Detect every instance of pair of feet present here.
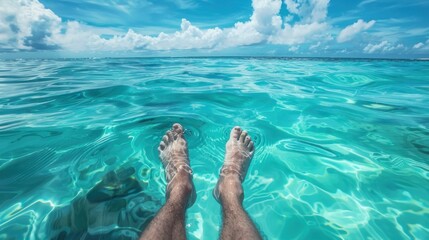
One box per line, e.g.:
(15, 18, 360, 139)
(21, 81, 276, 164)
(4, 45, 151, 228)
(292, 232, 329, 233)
(158, 123, 255, 207)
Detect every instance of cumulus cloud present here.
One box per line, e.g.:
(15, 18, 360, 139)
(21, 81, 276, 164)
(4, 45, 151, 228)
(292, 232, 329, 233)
(269, 0, 331, 45)
(289, 45, 299, 52)
(145, 19, 224, 50)
(49, 19, 226, 51)
(284, 0, 330, 23)
(412, 39, 429, 50)
(337, 19, 375, 43)
(220, 0, 332, 47)
(0, 0, 61, 51)
(249, 0, 283, 34)
(363, 41, 404, 53)
(0, 0, 336, 52)
(413, 42, 424, 49)
(363, 41, 386, 53)
(385, 43, 404, 52)
(269, 22, 329, 44)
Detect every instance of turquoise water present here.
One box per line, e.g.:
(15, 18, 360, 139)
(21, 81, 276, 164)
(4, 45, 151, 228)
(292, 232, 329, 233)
(0, 57, 428, 240)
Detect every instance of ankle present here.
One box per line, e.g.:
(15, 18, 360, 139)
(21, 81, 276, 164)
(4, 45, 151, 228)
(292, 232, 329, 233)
(166, 171, 193, 203)
(218, 174, 244, 204)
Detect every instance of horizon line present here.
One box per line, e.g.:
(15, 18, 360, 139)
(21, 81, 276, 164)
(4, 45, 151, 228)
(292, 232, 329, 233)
(1, 56, 428, 61)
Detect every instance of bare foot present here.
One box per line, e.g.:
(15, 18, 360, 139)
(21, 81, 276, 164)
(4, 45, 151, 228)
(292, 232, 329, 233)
(213, 126, 255, 203)
(158, 123, 196, 207)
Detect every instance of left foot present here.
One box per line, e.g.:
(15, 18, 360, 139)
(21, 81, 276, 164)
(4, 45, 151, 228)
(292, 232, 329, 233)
(158, 123, 196, 207)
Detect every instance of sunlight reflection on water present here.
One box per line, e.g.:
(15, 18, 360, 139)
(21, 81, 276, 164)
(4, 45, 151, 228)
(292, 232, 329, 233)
(0, 58, 428, 239)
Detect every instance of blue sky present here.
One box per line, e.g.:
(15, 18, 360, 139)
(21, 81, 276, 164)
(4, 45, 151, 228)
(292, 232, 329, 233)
(0, 0, 428, 58)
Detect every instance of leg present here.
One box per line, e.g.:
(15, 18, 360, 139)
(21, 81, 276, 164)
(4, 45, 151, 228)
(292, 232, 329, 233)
(214, 126, 262, 240)
(140, 123, 196, 240)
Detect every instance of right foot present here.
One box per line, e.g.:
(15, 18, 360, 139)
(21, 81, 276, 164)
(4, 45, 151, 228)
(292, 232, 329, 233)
(214, 126, 255, 203)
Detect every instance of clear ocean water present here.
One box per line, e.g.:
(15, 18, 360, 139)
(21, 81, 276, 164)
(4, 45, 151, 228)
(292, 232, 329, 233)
(0, 57, 428, 240)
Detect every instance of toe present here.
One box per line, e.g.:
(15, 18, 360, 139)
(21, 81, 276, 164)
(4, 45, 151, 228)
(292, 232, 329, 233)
(248, 141, 254, 152)
(230, 126, 242, 140)
(172, 123, 184, 139)
(239, 131, 248, 143)
(159, 141, 166, 151)
(162, 135, 169, 145)
(166, 130, 174, 142)
(244, 136, 251, 146)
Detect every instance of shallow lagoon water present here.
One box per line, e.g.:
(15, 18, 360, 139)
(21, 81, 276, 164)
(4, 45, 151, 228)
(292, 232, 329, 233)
(0, 57, 428, 239)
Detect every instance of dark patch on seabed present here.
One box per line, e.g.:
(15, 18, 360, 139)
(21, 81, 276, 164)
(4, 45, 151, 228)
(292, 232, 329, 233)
(46, 167, 161, 240)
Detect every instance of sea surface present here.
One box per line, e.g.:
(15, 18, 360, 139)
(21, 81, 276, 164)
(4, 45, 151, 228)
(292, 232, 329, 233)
(0, 57, 428, 240)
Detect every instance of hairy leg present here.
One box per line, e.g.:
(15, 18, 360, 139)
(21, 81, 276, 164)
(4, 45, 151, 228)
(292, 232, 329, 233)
(140, 172, 192, 240)
(214, 126, 262, 240)
(140, 123, 196, 240)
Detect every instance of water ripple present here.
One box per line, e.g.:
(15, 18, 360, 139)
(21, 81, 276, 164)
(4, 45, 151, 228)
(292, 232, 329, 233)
(278, 139, 337, 158)
(1, 58, 429, 240)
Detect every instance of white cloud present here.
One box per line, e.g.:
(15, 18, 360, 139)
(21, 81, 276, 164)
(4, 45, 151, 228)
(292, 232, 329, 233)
(412, 39, 429, 50)
(413, 42, 424, 49)
(269, 0, 331, 45)
(269, 22, 329, 45)
(284, 0, 300, 14)
(214, 0, 331, 48)
(49, 22, 101, 51)
(214, 0, 281, 49)
(284, 0, 330, 23)
(384, 43, 404, 52)
(337, 19, 375, 43)
(289, 45, 299, 52)
(1, 0, 423, 56)
(309, 41, 321, 50)
(0, 0, 61, 51)
(147, 19, 224, 50)
(2, 0, 383, 54)
(364, 41, 388, 53)
(53, 19, 225, 51)
(249, 0, 283, 34)
(310, 0, 330, 23)
(363, 41, 404, 53)
(220, 22, 264, 48)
